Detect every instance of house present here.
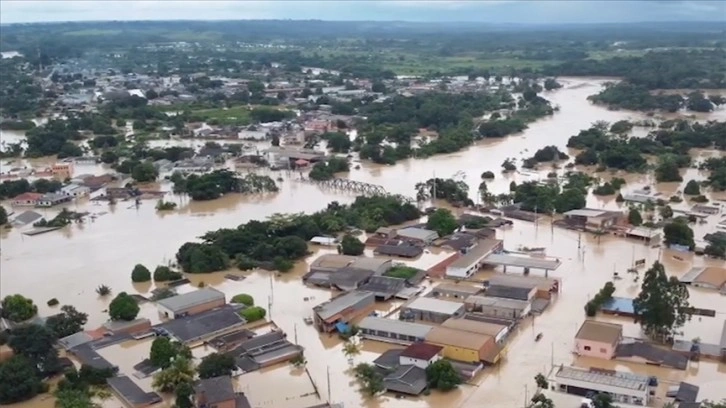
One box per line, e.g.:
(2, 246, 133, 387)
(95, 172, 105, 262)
(313, 291, 376, 332)
(358, 276, 406, 300)
(60, 183, 90, 197)
(680, 267, 726, 292)
(348, 257, 393, 275)
(547, 365, 653, 406)
(488, 275, 560, 300)
(51, 162, 74, 179)
(194, 376, 252, 408)
(229, 330, 302, 372)
(425, 326, 499, 364)
(373, 349, 404, 370)
(12, 192, 43, 207)
(574, 320, 623, 360)
(383, 365, 428, 396)
(485, 284, 536, 302)
(429, 283, 482, 299)
(615, 341, 688, 370)
(562, 208, 622, 231)
(10, 210, 43, 226)
(107, 376, 162, 408)
(396, 227, 439, 245)
(441, 317, 509, 344)
(374, 241, 423, 258)
(399, 343, 442, 369)
(157, 288, 226, 319)
(102, 318, 152, 336)
(175, 158, 214, 174)
(36, 193, 73, 207)
(308, 254, 358, 274)
(439, 232, 479, 253)
(358, 316, 433, 345)
(446, 239, 504, 279)
(156, 306, 247, 345)
(464, 296, 530, 319)
(400, 297, 464, 323)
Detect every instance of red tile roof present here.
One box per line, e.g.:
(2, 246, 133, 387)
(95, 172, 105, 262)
(13, 192, 43, 201)
(400, 343, 443, 360)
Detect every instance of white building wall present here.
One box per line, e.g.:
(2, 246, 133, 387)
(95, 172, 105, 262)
(157, 305, 176, 319)
(399, 355, 441, 369)
(553, 376, 649, 400)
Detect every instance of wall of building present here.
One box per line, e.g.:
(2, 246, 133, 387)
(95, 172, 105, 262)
(429, 343, 480, 364)
(403, 308, 454, 324)
(574, 339, 616, 359)
(400, 354, 441, 369)
(477, 304, 529, 320)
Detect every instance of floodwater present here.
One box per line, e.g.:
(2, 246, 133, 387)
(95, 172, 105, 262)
(2, 78, 726, 408)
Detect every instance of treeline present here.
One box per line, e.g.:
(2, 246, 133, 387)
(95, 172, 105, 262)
(175, 196, 420, 273)
(591, 83, 724, 112)
(0, 178, 63, 199)
(171, 170, 278, 201)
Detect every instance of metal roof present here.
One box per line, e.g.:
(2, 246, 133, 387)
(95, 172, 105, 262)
(157, 288, 225, 313)
(465, 295, 530, 311)
(396, 227, 439, 241)
(448, 239, 503, 269)
(58, 331, 93, 350)
(404, 297, 464, 315)
(563, 209, 609, 217)
(314, 291, 375, 320)
(108, 376, 162, 407)
(158, 306, 246, 343)
(485, 284, 533, 301)
(425, 326, 492, 350)
(359, 316, 433, 339)
(483, 253, 561, 270)
(575, 320, 622, 344)
(194, 376, 235, 405)
(555, 366, 649, 391)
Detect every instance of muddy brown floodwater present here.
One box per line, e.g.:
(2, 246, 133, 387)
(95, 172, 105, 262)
(1, 78, 725, 408)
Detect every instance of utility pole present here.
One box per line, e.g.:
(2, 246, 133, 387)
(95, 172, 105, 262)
(267, 296, 272, 320)
(551, 341, 554, 368)
(524, 384, 528, 408)
(294, 323, 298, 345)
(327, 365, 332, 403)
(577, 233, 581, 250)
(432, 170, 437, 203)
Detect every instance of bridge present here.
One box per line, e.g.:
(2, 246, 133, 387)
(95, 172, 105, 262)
(303, 177, 387, 196)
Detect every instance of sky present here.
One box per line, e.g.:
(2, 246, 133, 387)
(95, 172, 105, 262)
(1, 0, 725, 25)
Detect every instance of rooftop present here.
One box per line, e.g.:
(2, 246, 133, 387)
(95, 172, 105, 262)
(489, 274, 557, 291)
(107, 376, 162, 407)
(58, 331, 93, 350)
(70, 344, 116, 370)
(375, 244, 423, 258)
(448, 239, 503, 269)
(383, 365, 428, 395)
(681, 266, 726, 288)
(575, 320, 623, 345)
(358, 276, 406, 298)
(349, 257, 392, 273)
(157, 306, 246, 343)
(485, 284, 533, 301)
(465, 295, 531, 311)
(314, 291, 375, 321)
(601, 297, 636, 315)
(309, 254, 357, 270)
(615, 341, 688, 370)
(441, 317, 508, 337)
(483, 253, 561, 270)
(426, 326, 492, 350)
(554, 366, 649, 391)
(563, 208, 612, 218)
(396, 227, 439, 241)
(195, 375, 235, 405)
(431, 283, 482, 296)
(373, 349, 403, 369)
(157, 287, 225, 313)
(358, 316, 434, 339)
(404, 297, 464, 315)
(400, 343, 442, 360)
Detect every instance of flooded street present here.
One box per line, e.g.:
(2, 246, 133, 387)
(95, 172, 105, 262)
(2, 77, 725, 407)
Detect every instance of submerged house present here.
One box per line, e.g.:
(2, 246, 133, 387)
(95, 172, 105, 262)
(313, 291, 376, 333)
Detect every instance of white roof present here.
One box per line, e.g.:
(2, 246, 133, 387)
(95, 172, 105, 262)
(404, 297, 464, 315)
(359, 316, 433, 338)
(563, 209, 608, 217)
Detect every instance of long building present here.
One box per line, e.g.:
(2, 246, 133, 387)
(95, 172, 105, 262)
(548, 365, 653, 406)
(358, 316, 433, 345)
(400, 297, 465, 323)
(425, 326, 500, 364)
(446, 239, 503, 279)
(313, 291, 376, 332)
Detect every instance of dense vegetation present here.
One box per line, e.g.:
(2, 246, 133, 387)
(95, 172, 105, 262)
(176, 195, 420, 273)
(308, 157, 350, 181)
(171, 170, 278, 200)
(633, 262, 692, 342)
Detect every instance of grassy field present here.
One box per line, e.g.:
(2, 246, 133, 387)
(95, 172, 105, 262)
(194, 106, 252, 126)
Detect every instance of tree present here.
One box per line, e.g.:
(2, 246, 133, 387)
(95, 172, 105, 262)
(340, 234, 364, 256)
(45, 305, 88, 338)
(683, 180, 700, 195)
(231, 293, 254, 306)
(531, 394, 555, 408)
(100, 151, 118, 164)
(95, 285, 111, 296)
(197, 353, 236, 379)
(664, 219, 695, 249)
(426, 360, 461, 391)
(153, 266, 182, 282)
(131, 264, 151, 282)
(1, 294, 37, 322)
(0, 205, 8, 225)
(0, 356, 44, 404)
(659, 205, 673, 219)
(108, 292, 140, 321)
(174, 382, 194, 408)
(152, 357, 194, 393)
(55, 388, 100, 408)
(628, 208, 643, 226)
(342, 341, 361, 361)
(8, 324, 60, 375)
(131, 162, 158, 183)
(534, 373, 549, 389)
(655, 156, 682, 182)
(239, 306, 266, 322)
(426, 208, 458, 237)
(634, 261, 692, 341)
(150, 337, 178, 369)
(591, 393, 615, 408)
(371, 81, 386, 93)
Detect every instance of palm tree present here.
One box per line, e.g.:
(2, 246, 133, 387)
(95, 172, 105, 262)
(152, 357, 195, 393)
(95, 285, 112, 296)
(342, 341, 360, 363)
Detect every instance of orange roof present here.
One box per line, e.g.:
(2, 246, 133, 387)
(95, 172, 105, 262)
(13, 192, 43, 201)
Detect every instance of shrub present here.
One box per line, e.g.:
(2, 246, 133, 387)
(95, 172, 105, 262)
(131, 264, 151, 282)
(480, 171, 495, 179)
(47, 298, 59, 307)
(231, 294, 254, 306)
(153, 266, 183, 282)
(239, 306, 266, 322)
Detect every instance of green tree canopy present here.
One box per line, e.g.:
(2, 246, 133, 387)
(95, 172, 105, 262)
(1, 294, 37, 322)
(131, 264, 151, 282)
(240, 306, 267, 322)
(152, 357, 195, 393)
(683, 180, 701, 195)
(131, 161, 158, 183)
(340, 234, 364, 256)
(0, 356, 45, 404)
(425, 360, 461, 391)
(153, 266, 183, 282)
(0, 205, 8, 225)
(149, 337, 191, 369)
(663, 219, 695, 249)
(628, 208, 643, 226)
(197, 353, 237, 379)
(426, 208, 458, 237)
(108, 292, 140, 321)
(633, 261, 692, 341)
(8, 324, 61, 375)
(45, 305, 88, 339)
(231, 293, 254, 306)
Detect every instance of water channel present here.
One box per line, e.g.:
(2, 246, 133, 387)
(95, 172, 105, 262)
(1, 77, 725, 408)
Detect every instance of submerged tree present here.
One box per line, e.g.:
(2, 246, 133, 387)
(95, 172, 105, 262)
(633, 261, 692, 341)
(426, 360, 461, 391)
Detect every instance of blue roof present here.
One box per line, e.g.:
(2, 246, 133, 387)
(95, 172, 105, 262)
(335, 322, 350, 333)
(601, 297, 635, 315)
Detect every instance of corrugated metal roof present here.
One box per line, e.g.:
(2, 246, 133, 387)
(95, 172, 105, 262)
(426, 326, 492, 350)
(404, 297, 464, 315)
(359, 316, 433, 339)
(157, 288, 225, 313)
